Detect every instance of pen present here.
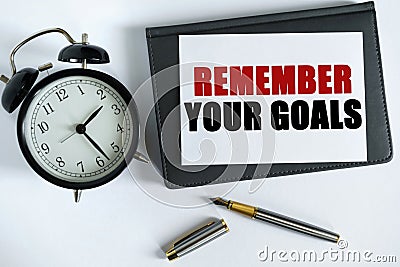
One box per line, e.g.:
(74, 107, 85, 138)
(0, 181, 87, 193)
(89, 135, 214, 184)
(210, 197, 340, 243)
(166, 218, 229, 261)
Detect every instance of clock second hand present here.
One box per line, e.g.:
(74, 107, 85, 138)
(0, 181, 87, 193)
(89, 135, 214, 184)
(59, 131, 76, 144)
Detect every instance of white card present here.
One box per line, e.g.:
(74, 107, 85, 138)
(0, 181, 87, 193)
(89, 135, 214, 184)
(179, 33, 367, 165)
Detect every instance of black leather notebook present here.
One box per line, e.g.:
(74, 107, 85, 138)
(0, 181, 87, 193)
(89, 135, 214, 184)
(145, 1, 392, 188)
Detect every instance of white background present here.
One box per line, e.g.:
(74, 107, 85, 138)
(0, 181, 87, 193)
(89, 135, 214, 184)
(0, 0, 399, 266)
(179, 33, 367, 164)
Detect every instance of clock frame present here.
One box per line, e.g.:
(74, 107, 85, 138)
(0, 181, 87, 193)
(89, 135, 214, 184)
(17, 68, 139, 190)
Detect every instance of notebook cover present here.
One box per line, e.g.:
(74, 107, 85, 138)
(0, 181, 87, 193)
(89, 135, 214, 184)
(145, 1, 393, 188)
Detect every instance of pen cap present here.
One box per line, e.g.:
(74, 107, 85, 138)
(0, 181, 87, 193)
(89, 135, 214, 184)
(166, 218, 229, 261)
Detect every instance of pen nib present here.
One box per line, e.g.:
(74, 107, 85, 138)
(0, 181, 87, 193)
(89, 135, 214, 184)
(209, 197, 229, 207)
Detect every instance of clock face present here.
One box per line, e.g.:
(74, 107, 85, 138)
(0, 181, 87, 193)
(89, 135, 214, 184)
(17, 69, 138, 189)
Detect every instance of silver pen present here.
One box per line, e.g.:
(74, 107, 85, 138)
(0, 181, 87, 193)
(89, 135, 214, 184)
(211, 197, 340, 243)
(166, 218, 229, 261)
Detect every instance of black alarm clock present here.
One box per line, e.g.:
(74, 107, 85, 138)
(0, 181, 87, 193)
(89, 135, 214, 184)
(0, 28, 148, 202)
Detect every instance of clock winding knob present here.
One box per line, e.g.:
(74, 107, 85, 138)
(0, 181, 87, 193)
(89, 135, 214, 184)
(38, 62, 53, 72)
(0, 74, 9, 84)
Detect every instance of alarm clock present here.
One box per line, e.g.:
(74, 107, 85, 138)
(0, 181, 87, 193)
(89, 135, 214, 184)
(0, 28, 148, 202)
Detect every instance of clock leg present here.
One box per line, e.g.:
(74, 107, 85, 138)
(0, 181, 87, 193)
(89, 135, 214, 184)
(134, 151, 149, 163)
(73, 189, 82, 203)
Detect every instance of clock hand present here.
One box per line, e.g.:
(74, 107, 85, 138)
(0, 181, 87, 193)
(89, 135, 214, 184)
(82, 132, 110, 160)
(83, 105, 103, 126)
(59, 106, 103, 143)
(59, 131, 76, 143)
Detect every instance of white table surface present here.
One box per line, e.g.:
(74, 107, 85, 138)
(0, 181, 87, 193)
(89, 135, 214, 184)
(0, 0, 399, 266)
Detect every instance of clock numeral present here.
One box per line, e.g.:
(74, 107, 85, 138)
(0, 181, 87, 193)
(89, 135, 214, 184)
(40, 143, 50, 154)
(42, 102, 54, 115)
(117, 123, 124, 133)
(111, 104, 121, 115)
(37, 121, 49, 134)
(55, 88, 69, 102)
(77, 85, 85, 95)
(55, 156, 65, 168)
(77, 161, 84, 172)
(96, 156, 105, 167)
(110, 142, 120, 153)
(96, 89, 106, 100)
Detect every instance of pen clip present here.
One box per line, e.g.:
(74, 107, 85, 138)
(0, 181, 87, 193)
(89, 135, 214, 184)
(166, 219, 229, 261)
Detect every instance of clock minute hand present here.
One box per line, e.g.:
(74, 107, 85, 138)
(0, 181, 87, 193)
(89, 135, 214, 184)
(83, 132, 110, 160)
(83, 105, 103, 126)
(59, 106, 103, 144)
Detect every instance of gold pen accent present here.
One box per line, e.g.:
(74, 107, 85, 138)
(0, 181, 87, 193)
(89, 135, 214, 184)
(211, 197, 340, 243)
(228, 200, 257, 218)
(166, 221, 214, 261)
(166, 249, 178, 261)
